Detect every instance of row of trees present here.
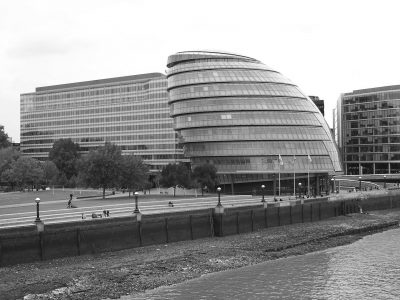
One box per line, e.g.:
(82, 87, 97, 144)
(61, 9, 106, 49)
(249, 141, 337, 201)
(0, 139, 149, 198)
(1, 135, 219, 198)
(160, 162, 218, 196)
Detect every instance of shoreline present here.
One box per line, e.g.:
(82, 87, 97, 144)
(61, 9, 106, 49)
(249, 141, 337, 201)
(1, 209, 399, 300)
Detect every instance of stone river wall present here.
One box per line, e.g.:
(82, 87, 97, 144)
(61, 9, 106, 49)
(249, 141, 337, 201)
(1, 191, 399, 267)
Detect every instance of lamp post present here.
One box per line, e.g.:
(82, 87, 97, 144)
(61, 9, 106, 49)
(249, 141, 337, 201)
(261, 184, 265, 202)
(217, 187, 221, 206)
(134, 192, 139, 213)
(34, 197, 44, 232)
(359, 176, 362, 192)
(298, 182, 302, 198)
(35, 198, 41, 222)
(215, 186, 224, 214)
(133, 191, 142, 222)
(384, 175, 387, 189)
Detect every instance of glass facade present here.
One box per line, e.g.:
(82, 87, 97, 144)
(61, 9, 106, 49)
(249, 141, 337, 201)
(337, 85, 400, 175)
(167, 51, 342, 184)
(20, 73, 186, 171)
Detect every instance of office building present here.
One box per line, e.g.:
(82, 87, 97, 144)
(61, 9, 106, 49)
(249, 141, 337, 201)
(309, 95, 325, 116)
(167, 50, 342, 194)
(335, 85, 400, 175)
(20, 73, 186, 171)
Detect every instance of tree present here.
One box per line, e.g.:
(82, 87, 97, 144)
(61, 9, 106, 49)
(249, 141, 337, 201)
(41, 160, 59, 186)
(1, 157, 44, 190)
(160, 163, 192, 197)
(0, 147, 20, 177)
(120, 154, 149, 197)
(0, 125, 11, 149)
(79, 142, 122, 199)
(49, 139, 80, 180)
(192, 163, 218, 196)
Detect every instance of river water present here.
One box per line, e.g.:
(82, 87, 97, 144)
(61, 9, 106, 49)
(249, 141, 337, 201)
(130, 227, 400, 299)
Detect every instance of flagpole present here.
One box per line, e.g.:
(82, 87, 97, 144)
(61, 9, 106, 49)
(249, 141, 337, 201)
(308, 159, 310, 197)
(278, 154, 283, 197)
(307, 155, 312, 197)
(278, 163, 281, 197)
(293, 155, 296, 197)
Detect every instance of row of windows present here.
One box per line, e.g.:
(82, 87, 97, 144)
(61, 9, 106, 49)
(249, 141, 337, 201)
(191, 155, 332, 172)
(184, 141, 329, 157)
(167, 60, 274, 76)
(168, 69, 292, 89)
(343, 91, 400, 104)
(343, 99, 400, 112)
(345, 136, 397, 145)
(22, 113, 171, 129)
(168, 52, 255, 64)
(22, 146, 180, 161)
(169, 83, 303, 102)
(174, 112, 320, 129)
(22, 126, 177, 140)
(323, 141, 342, 172)
(179, 126, 328, 143)
(21, 92, 168, 113)
(345, 153, 400, 161)
(346, 126, 400, 136)
(170, 97, 316, 116)
(21, 122, 174, 137)
(344, 109, 398, 120)
(168, 55, 254, 66)
(22, 143, 179, 154)
(23, 79, 167, 102)
(345, 143, 400, 153)
(345, 118, 400, 128)
(21, 134, 179, 147)
(210, 156, 333, 172)
(21, 133, 175, 149)
(21, 101, 168, 120)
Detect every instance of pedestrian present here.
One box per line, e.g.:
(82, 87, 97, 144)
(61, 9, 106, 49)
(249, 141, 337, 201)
(67, 194, 73, 208)
(106, 210, 110, 217)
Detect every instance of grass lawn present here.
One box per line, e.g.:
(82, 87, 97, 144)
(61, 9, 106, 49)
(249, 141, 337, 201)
(0, 188, 104, 204)
(0, 188, 212, 206)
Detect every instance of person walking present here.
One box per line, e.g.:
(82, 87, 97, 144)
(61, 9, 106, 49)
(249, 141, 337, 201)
(67, 194, 73, 208)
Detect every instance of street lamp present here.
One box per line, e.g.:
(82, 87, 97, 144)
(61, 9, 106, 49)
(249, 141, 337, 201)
(34, 198, 44, 232)
(331, 177, 337, 193)
(133, 191, 142, 222)
(215, 187, 224, 214)
(261, 184, 265, 202)
(298, 182, 302, 198)
(384, 175, 387, 189)
(359, 176, 362, 191)
(35, 198, 41, 222)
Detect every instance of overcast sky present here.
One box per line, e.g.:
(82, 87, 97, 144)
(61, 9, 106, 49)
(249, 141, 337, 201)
(1, 0, 400, 142)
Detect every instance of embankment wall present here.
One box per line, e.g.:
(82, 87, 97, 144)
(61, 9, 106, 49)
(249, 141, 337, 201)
(1, 191, 399, 267)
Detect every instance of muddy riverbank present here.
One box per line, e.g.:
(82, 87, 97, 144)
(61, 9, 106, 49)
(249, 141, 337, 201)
(1, 209, 399, 300)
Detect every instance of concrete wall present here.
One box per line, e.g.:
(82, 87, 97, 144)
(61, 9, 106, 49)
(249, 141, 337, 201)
(1, 191, 400, 267)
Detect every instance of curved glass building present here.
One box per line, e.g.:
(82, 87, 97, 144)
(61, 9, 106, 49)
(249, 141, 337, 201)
(167, 51, 342, 194)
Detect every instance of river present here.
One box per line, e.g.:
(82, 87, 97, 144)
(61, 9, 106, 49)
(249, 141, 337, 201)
(130, 227, 400, 299)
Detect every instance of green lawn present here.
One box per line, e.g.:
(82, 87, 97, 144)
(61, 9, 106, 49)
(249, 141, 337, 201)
(0, 188, 210, 205)
(0, 188, 104, 204)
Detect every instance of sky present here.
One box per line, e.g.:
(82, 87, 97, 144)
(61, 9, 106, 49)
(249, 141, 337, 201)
(1, 0, 400, 142)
